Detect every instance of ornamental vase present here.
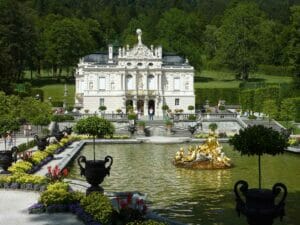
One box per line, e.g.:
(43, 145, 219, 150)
(234, 180, 287, 225)
(77, 155, 113, 194)
(0, 147, 18, 173)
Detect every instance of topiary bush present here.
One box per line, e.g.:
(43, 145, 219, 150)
(229, 125, 288, 189)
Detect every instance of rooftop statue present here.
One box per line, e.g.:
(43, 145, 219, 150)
(173, 133, 232, 169)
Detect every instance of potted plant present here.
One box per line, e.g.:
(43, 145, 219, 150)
(229, 125, 288, 225)
(162, 104, 169, 120)
(208, 123, 218, 133)
(74, 116, 115, 194)
(98, 105, 107, 115)
(116, 109, 122, 114)
(165, 120, 173, 131)
(188, 105, 195, 112)
(137, 120, 146, 131)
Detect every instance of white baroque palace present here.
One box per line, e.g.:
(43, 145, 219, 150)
(75, 29, 195, 117)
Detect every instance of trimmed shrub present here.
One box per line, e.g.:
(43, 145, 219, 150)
(17, 140, 36, 153)
(257, 64, 294, 76)
(195, 88, 240, 106)
(80, 192, 113, 225)
(188, 114, 197, 121)
(128, 113, 137, 120)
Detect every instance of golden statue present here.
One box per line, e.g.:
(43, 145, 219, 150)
(173, 133, 232, 169)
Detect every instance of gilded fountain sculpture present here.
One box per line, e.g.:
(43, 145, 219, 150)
(173, 133, 232, 169)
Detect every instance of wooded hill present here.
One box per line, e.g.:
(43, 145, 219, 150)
(0, 0, 299, 93)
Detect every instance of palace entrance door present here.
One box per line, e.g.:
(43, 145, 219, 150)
(148, 100, 155, 115)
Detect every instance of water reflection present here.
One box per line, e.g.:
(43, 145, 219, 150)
(68, 143, 300, 225)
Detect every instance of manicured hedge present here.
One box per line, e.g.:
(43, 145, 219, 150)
(195, 88, 240, 106)
(257, 64, 294, 76)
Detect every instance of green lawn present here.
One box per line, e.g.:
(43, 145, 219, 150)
(194, 70, 293, 89)
(40, 84, 75, 106)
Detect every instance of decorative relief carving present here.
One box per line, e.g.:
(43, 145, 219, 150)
(127, 45, 156, 59)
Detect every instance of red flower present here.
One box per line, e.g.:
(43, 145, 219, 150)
(62, 168, 68, 176)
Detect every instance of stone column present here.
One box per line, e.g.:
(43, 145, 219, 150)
(144, 97, 148, 117)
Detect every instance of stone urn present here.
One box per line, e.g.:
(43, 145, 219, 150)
(234, 180, 287, 225)
(34, 135, 49, 151)
(0, 146, 18, 173)
(77, 155, 113, 194)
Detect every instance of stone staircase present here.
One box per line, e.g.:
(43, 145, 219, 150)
(242, 118, 286, 132)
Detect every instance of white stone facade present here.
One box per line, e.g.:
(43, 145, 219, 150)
(75, 29, 195, 117)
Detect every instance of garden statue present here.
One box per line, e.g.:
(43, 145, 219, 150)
(173, 133, 232, 169)
(0, 146, 18, 173)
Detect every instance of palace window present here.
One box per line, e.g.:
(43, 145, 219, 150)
(174, 78, 180, 91)
(89, 81, 94, 90)
(99, 98, 104, 106)
(99, 77, 106, 90)
(147, 75, 155, 90)
(126, 74, 134, 90)
(175, 98, 180, 106)
(111, 82, 115, 90)
(185, 82, 189, 90)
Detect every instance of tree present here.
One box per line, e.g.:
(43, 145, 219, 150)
(239, 89, 255, 115)
(43, 17, 96, 76)
(287, 6, 300, 89)
(74, 116, 115, 160)
(203, 25, 219, 60)
(156, 8, 204, 70)
(280, 98, 297, 127)
(217, 2, 266, 80)
(263, 99, 278, 125)
(229, 125, 288, 189)
(0, 0, 36, 93)
(209, 123, 218, 133)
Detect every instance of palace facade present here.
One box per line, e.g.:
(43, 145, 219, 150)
(75, 29, 195, 117)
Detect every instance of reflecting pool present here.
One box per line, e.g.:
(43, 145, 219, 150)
(68, 143, 300, 225)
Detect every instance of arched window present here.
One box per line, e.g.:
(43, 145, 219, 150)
(126, 74, 133, 90)
(147, 75, 155, 90)
(89, 81, 94, 90)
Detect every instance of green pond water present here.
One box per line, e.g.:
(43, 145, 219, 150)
(68, 143, 300, 225)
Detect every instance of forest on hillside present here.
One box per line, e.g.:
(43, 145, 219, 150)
(0, 0, 299, 93)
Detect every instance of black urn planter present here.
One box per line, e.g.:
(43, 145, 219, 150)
(77, 155, 113, 194)
(64, 127, 72, 135)
(34, 135, 49, 151)
(234, 180, 287, 225)
(0, 146, 18, 173)
(54, 132, 64, 142)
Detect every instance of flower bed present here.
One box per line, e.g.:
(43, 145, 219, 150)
(0, 173, 47, 191)
(8, 136, 77, 175)
(28, 182, 167, 225)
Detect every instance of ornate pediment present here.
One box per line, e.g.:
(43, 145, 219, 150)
(118, 29, 161, 60)
(126, 44, 156, 59)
